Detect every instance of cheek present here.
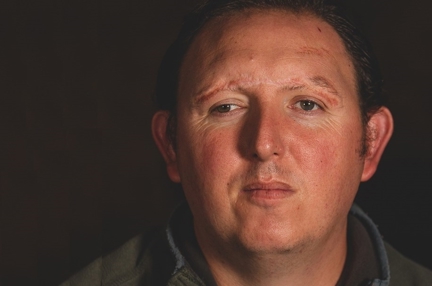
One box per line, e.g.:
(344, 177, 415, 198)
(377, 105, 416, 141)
(290, 133, 362, 226)
(291, 120, 364, 187)
(294, 137, 337, 183)
(202, 132, 239, 171)
(177, 126, 240, 189)
(176, 129, 241, 222)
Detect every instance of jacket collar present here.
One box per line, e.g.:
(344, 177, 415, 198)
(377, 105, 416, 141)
(165, 203, 391, 285)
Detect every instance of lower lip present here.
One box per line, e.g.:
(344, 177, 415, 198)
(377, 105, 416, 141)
(244, 189, 293, 207)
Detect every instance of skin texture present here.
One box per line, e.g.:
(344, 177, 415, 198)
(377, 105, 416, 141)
(152, 10, 393, 286)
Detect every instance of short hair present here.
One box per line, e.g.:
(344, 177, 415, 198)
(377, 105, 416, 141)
(154, 0, 385, 148)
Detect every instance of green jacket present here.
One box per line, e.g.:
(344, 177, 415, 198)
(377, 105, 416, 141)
(61, 204, 432, 286)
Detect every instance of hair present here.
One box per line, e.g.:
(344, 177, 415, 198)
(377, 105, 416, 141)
(154, 0, 385, 155)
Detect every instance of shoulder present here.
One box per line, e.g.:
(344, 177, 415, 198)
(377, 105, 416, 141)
(385, 242, 432, 286)
(60, 227, 174, 286)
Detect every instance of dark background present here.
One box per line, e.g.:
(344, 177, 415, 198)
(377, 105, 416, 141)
(1, 0, 431, 284)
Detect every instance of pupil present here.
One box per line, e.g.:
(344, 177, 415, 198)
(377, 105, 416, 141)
(301, 101, 314, 111)
(217, 104, 231, 113)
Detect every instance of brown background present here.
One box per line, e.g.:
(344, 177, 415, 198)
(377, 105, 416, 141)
(1, 0, 431, 284)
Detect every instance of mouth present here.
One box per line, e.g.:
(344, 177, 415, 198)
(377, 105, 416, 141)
(243, 181, 295, 207)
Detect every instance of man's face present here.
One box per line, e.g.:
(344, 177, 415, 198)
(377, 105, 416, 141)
(170, 11, 369, 253)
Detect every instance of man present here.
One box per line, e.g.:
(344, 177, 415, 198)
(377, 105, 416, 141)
(62, 0, 432, 285)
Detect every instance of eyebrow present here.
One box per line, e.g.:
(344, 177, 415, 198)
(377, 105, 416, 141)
(193, 75, 340, 105)
(194, 85, 229, 105)
(309, 76, 339, 96)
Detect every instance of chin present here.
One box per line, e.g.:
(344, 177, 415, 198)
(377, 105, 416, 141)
(235, 225, 310, 255)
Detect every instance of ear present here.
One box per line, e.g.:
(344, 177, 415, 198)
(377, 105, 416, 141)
(151, 111, 181, 183)
(361, 107, 394, 181)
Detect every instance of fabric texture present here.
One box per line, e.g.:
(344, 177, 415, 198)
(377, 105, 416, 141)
(60, 203, 432, 286)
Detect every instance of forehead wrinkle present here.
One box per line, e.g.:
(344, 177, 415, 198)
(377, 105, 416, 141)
(296, 46, 330, 56)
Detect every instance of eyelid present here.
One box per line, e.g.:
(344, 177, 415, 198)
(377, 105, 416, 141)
(291, 94, 327, 107)
(290, 98, 324, 114)
(211, 103, 241, 113)
(208, 100, 248, 120)
(209, 97, 247, 111)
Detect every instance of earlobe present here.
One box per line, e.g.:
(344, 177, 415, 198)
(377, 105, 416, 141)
(151, 111, 181, 183)
(361, 107, 394, 181)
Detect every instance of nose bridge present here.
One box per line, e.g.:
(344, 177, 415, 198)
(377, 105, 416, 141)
(248, 101, 284, 161)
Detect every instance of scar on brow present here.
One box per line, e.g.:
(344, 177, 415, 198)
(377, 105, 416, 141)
(194, 79, 244, 105)
(310, 76, 338, 95)
(194, 86, 223, 105)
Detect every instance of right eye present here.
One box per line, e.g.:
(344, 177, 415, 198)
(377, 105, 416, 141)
(212, 104, 239, 113)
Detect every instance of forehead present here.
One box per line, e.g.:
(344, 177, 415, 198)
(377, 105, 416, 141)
(179, 10, 356, 102)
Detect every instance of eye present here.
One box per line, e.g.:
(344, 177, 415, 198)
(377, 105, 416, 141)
(213, 104, 240, 113)
(295, 100, 321, 111)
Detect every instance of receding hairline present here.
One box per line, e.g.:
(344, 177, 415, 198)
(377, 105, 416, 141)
(187, 7, 326, 44)
(180, 7, 357, 88)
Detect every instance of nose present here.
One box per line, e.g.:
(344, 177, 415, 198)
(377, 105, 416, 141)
(244, 106, 285, 161)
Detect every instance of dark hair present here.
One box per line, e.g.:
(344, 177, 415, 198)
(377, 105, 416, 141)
(154, 0, 385, 147)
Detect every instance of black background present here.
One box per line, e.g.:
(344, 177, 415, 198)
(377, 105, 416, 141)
(1, 0, 431, 284)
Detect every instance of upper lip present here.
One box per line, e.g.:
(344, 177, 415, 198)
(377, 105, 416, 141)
(243, 181, 294, 192)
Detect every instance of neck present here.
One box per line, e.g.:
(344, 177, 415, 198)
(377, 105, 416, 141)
(197, 224, 348, 286)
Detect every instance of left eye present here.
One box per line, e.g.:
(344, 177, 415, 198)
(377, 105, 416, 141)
(295, 100, 320, 111)
(213, 104, 239, 113)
